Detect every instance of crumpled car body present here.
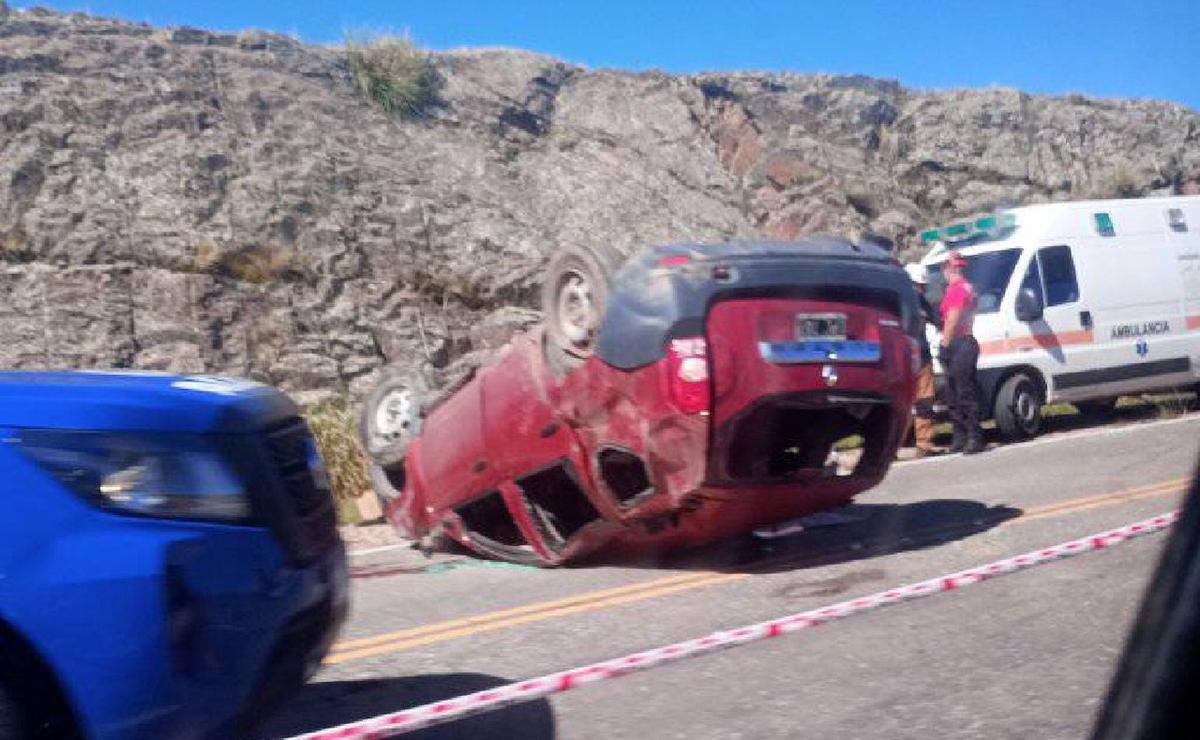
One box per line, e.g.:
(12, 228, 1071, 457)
(378, 239, 922, 565)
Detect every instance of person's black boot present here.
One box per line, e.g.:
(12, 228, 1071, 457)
(963, 430, 986, 455)
(948, 424, 967, 454)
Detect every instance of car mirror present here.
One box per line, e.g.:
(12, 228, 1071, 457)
(1015, 288, 1043, 322)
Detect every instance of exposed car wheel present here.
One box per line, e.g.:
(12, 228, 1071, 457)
(1075, 397, 1118, 421)
(367, 461, 406, 510)
(0, 682, 28, 740)
(994, 372, 1044, 440)
(358, 367, 428, 467)
(541, 246, 612, 369)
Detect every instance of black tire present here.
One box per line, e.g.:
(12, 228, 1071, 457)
(994, 372, 1044, 440)
(367, 461, 406, 508)
(357, 367, 429, 467)
(540, 246, 614, 368)
(1075, 397, 1118, 421)
(0, 682, 28, 740)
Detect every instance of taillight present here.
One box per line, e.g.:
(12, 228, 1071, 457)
(908, 336, 923, 375)
(667, 337, 711, 414)
(658, 254, 691, 268)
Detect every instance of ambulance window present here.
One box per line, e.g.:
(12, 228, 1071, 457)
(1038, 246, 1079, 306)
(963, 249, 1021, 314)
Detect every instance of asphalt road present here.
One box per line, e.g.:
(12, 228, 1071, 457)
(260, 413, 1200, 740)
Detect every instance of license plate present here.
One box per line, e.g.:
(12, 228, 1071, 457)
(795, 313, 847, 341)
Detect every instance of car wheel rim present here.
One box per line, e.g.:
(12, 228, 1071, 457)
(374, 388, 418, 444)
(556, 270, 597, 350)
(1016, 383, 1040, 432)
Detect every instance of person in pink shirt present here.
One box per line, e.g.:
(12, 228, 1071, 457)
(939, 251, 986, 454)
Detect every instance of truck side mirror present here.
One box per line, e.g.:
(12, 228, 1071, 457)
(1015, 287, 1043, 323)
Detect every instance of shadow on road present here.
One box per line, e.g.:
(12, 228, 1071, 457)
(254, 672, 556, 740)
(589, 498, 1023, 576)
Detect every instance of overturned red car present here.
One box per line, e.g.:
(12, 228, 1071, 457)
(360, 238, 922, 565)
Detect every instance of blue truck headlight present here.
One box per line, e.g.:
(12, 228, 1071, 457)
(11, 430, 253, 523)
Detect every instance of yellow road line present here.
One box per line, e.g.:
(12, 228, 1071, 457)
(331, 570, 721, 653)
(1002, 477, 1187, 526)
(328, 479, 1187, 665)
(327, 572, 745, 665)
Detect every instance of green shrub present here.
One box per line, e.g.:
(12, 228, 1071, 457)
(345, 32, 441, 118)
(305, 398, 370, 524)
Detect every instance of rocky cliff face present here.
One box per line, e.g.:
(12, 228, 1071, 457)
(2, 7, 1198, 401)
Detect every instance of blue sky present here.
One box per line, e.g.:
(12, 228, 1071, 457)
(13, 0, 1200, 110)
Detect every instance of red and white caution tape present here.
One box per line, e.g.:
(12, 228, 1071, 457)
(286, 510, 1179, 740)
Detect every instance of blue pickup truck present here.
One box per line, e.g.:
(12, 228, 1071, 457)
(0, 372, 347, 739)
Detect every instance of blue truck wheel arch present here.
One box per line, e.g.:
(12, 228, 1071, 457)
(0, 618, 83, 738)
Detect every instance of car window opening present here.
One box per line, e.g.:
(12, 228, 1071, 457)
(518, 463, 602, 546)
(597, 447, 655, 506)
(454, 491, 527, 549)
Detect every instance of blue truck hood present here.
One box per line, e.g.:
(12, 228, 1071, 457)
(0, 371, 300, 433)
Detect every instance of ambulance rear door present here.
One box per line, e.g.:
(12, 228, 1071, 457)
(1058, 217, 1190, 400)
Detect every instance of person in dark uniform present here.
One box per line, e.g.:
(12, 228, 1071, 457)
(939, 251, 986, 455)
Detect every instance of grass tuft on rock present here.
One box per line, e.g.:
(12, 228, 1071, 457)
(345, 32, 441, 118)
(192, 241, 312, 284)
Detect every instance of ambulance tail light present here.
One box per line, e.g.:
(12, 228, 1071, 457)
(667, 337, 711, 415)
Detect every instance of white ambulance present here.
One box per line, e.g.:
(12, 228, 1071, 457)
(918, 195, 1200, 439)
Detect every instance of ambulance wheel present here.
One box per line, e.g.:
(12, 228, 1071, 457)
(358, 368, 428, 467)
(541, 246, 613, 365)
(994, 372, 1043, 440)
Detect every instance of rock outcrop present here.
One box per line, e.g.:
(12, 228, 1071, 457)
(2, 8, 1198, 401)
